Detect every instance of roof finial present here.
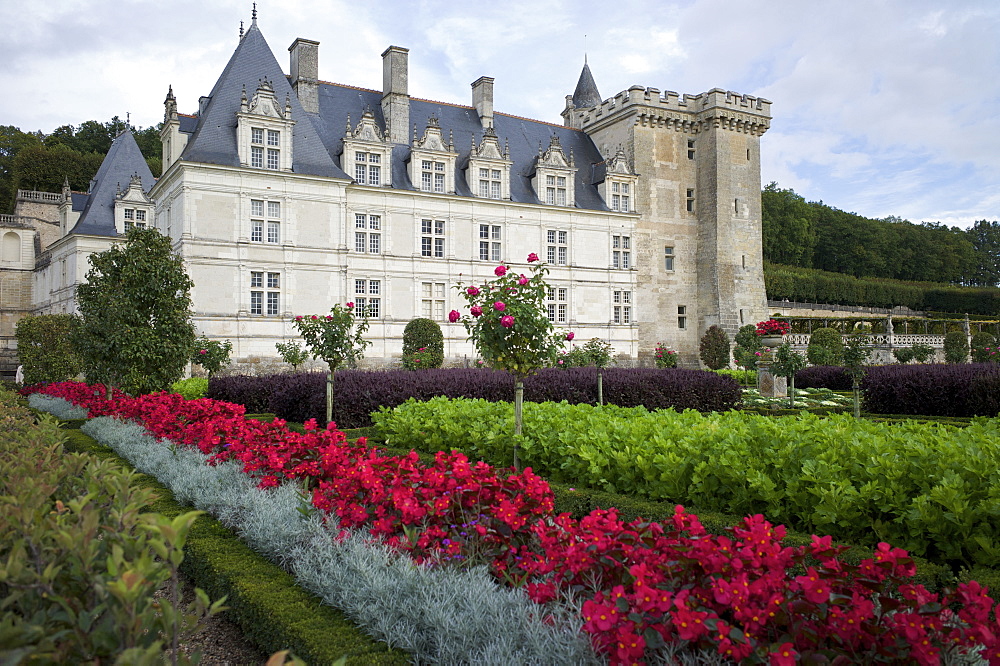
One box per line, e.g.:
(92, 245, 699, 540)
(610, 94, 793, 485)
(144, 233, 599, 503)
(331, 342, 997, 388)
(239, 20, 244, 38)
(584, 34, 588, 65)
(252, 2, 257, 23)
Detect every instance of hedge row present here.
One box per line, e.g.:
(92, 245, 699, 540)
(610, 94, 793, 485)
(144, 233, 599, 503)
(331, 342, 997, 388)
(765, 262, 1000, 314)
(862, 363, 1000, 417)
(209, 367, 741, 428)
(794, 365, 855, 390)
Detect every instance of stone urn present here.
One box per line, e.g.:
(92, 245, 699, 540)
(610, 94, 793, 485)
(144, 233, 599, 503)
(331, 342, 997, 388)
(756, 335, 787, 398)
(759, 334, 784, 348)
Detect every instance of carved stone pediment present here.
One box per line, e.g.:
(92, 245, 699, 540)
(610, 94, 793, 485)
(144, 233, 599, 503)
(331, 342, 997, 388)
(345, 107, 386, 143)
(473, 126, 507, 160)
(243, 79, 290, 119)
(537, 134, 574, 169)
(413, 117, 453, 153)
(116, 173, 152, 204)
(606, 147, 634, 176)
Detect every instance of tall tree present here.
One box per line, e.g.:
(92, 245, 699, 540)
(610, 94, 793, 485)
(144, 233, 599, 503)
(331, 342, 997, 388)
(73, 228, 195, 396)
(761, 183, 817, 266)
(967, 220, 1000, 287)
(12, 144, 104, 195)
(0, 125, 42, 212)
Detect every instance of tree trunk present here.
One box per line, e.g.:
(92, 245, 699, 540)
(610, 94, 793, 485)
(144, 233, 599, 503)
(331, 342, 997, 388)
(326, 369, 334, 427)
(852, 379, 861, 418)
(788, 375, 795, 409)
(597, 368, 604, 406)
(513, 380, 524, 469)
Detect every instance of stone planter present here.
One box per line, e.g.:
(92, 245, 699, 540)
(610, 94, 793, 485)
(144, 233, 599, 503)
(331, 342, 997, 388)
(759, 334, 784, 348)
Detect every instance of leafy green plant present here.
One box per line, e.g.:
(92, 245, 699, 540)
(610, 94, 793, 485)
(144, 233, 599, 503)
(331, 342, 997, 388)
(453, 255, 569, 467)
(732, 324, 763, 371)
(73, 228, 195, 396)
(843, 334, 871, 417)
(402, 318, 444, 369)
(293, 305, 371, 426)
(14, 313, 82, 385)
(170, 377, 208, 400)
(944, 330, 970, 364)
(653, 344, 678, 368)
(910, 342, 934, 363)
(971, 331, 997, 363)
(191, 336, 232, 376)
(806, 327, 843, 366)
(275, 341, 310, 370)
(770, 342, 807, 408)
(892, 346, 915, 364)
(698, 325, 730, 370)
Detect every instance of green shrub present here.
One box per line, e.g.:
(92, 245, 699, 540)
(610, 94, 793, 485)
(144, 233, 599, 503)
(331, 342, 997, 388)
(971, 331, 998, 363)
(653, 343, 678, 368)
(14, 314, 82, 385)
(275, 341, 310, 369)
(401, 318, 444, 369)
(944, 330, 970, 363)
(714, 368, 757, 385)
(0, 390, 222, 663)
(698, 325, 730, 370)
(911, 342, 935, 363)
(732, 324, 763, 370)
(892, 346, 915, 364)
(191, 337, 233, 376)
(170, 376, 209, 399)
(806, 327, 843, 366)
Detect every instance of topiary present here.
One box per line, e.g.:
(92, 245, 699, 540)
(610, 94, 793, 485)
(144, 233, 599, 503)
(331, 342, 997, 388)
(699, 325, 730, 370)
(910, 343, 935, 363)
(892, 346, 915, 364)
(402, 318, 444, 369)
(970, 331, 997, 363)
(807, 327, 843, 366)
(944, 330, 970, 364)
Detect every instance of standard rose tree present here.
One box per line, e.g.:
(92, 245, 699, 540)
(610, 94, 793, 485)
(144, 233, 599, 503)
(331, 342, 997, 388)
(293, 303, 371, 426)
(454, 253, 571, 468)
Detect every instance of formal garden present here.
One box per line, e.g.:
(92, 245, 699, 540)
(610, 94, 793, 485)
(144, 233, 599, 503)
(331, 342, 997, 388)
(6, 230, 1000, 664)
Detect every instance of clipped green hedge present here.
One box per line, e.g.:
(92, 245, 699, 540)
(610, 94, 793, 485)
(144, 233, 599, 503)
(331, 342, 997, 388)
(374, 397, 1000, 568)
(59, 428, 407, 665)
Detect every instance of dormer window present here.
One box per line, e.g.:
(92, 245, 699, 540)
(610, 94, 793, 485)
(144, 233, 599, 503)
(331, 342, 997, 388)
(468, 127, 512, 200)
(410, 117, 458, 195)
(236, 80, 295, 172)
(532, 135, 576, 208)
(123, 208, 147, 232)
(599, 147, 639, 213)
(114, 173, 154, 235)
(342, 109, 393, 187)
(422, 160, 445, 192)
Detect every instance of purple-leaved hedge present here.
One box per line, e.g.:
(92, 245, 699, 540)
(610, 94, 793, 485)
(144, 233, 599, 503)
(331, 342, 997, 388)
(861, 363, 1000, 417)
(208, 367, 742, 428)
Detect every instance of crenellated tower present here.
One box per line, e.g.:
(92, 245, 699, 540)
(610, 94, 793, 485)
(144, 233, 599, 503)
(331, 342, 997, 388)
(566, 70, 772, 361)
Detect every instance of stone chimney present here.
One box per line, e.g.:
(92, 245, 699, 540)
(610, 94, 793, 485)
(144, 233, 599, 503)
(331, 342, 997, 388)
(289, 38, 320, 113)
(471, 76, 494, 129)
(381, 46, 409, 144)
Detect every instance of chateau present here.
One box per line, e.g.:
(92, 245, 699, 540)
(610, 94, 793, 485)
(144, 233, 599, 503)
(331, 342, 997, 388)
(3, 12, 771, 373)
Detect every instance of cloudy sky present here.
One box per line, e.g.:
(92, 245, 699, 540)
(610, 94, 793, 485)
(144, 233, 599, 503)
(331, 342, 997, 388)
(2, 0, 997, 228)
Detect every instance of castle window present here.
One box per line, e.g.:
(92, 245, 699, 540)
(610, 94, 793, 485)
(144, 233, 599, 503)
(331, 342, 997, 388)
(250, 270, 281, 316)
(611, 182, 631, 212)
(123, 208, 147, 232)
(421, 219, 445, 258)
(478, 168, 503, 199)
(664, 246, 674, 271)
(421, 160, 445, 193)
(613, 235, 631, 270)
(354, 279, 381, 318)
(267, 130, 280, 147)
(252, 128, 264, 144)
(251, 146, 264, 168)
(421, 281, 446, 320)
(613, 290, 632, 325)
(267, 148, 280, 170)
(355, 152, 382, 186)
(547, 230, 568, 265)
(545, 175, 567, 206)
(687, 139, 695, 160)
(686, 189, 695, 213)
(547, 286, 568, 323)
(677, 305, 687, 329)
(354, 214, 381, 254)
(251, 200, 280, 244)
(479, 224, 501, 262)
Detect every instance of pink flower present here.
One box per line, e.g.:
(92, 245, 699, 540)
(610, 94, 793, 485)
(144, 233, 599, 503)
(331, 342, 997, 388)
(199, 349, 207, 355)
(566, 332, 575, 341)
(467, 286, 480, 296)
(518, 276, 529, 285)
(558, 360, 564, 365)
(346, 302, 354, 309)
(471, 306, 483, 317)
(311, 315, 318, 320)
(527, 252, 539, 262)
(495, 265, 507, 277)
(326, 315, 333, 320)
(501, 315, 515, 328)
(449, 309, 461, 323)
(294, 315, 303, 321)
(493, 301, 506, 311)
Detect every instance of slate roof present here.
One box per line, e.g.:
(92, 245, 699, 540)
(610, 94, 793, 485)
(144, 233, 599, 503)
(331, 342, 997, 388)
(179, 21, 347, 179)
(70, 130, 154, 237)
(572, 62, 603, 109)
(178, 21, 613, 211)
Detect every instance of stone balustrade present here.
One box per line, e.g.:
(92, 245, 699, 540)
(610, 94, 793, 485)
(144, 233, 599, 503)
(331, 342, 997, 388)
(17, 190, 62, 203)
